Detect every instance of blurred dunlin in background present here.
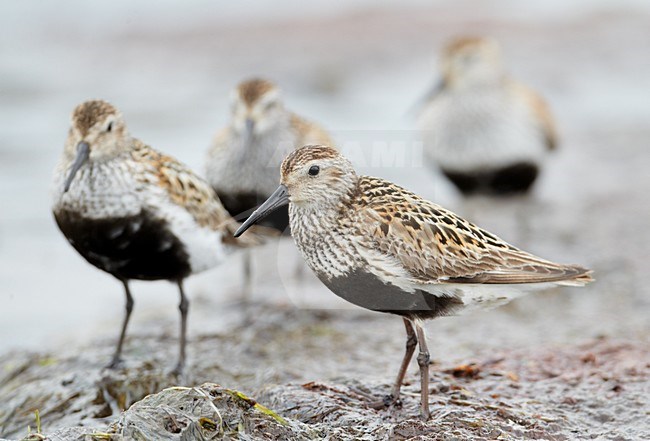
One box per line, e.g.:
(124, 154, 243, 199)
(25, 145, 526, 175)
(205, 78, 333, 297)
(416, 36, 557, 195)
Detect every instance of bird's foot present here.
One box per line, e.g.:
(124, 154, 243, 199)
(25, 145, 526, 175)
(368, 393, 401, 410)
(104, 357, 124, 370)
(169, 362, 185, 378)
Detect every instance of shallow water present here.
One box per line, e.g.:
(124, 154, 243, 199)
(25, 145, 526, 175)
(0, 0, 649, 378)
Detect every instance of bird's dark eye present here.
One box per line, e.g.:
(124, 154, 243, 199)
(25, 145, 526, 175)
(308, 165, 320, 176)
(106, 122, 113, 132)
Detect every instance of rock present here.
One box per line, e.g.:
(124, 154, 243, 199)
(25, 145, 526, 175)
(105, 383, 313, 440)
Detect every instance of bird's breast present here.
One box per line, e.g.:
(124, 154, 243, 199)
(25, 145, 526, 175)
(289, 208, 360, 279)
(52, 160, 143, 219)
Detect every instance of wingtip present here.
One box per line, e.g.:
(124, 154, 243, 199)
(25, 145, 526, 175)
(556, 266, 594, 287)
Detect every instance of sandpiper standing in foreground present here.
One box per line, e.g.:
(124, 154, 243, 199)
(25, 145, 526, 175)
(235, 145, 592, 419)
(206, 78, 333, 293)
(417, 37, 557, 195)
(52, 100, 265, 374)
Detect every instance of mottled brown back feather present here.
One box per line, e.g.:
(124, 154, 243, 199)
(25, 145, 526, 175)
(290, 114, 334, 147)
(353, 176, 592, 285)
(512, 82, 558, 151)
(130, 140, 271, 247)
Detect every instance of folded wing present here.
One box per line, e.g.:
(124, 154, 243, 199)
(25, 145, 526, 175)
(355, 176, 592, 286)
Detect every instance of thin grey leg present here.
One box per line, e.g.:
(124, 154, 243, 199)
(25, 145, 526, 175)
(391, 318, 418, 399)
(242, 250, 253, 302)
(171, 279, 189, 375)
(107, 279, 134, 369)
(370, 318, 418, 409)
(415, 322, 431, 420)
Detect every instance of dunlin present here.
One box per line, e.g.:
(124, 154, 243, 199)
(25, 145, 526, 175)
(417, 37, 557, 195)
(206, 78, 333, 230)
(235, 145, 592, 419)
(52, 100, 265, 373)
(206, 78, 333, 292)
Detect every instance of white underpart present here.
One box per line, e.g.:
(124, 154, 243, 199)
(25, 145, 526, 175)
(418, 86, 547, 171)
(419, 281, 556, 316)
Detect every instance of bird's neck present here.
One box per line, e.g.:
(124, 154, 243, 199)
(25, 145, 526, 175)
(288, 181, 358, 238)
(287, 199, 356, 279)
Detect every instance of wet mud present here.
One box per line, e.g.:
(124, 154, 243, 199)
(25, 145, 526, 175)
(1, 304, 648, 440)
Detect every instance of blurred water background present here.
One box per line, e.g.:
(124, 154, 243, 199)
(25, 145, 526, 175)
(1, 0, 649, 358)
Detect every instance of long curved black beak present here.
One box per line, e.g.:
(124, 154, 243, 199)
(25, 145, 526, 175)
(63, 141, 90, 192)
(234, 184, 289, 237)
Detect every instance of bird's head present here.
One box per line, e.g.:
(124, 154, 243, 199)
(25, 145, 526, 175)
(230, 78, 285, 139)
(441, 37, 505, 88)
(234, 145, 356, 237)
(62, 100, 129, 192)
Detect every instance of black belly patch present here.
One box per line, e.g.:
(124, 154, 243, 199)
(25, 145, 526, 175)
(442, 162, 539, 195)
(216, 191, 290, 234)
(321, 269, 463, 320)
(54, 209, 191, 281)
